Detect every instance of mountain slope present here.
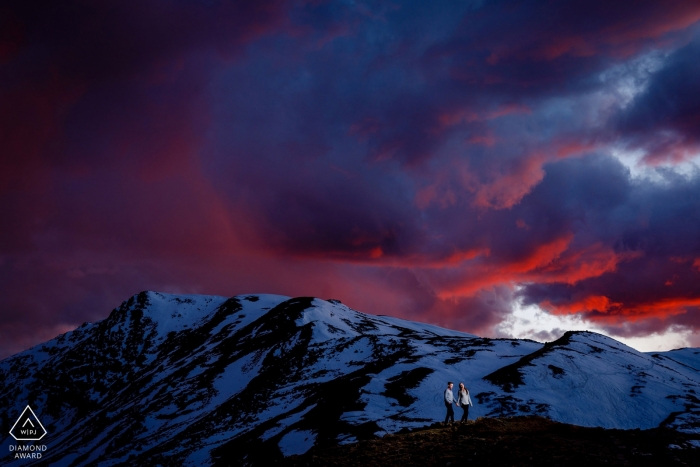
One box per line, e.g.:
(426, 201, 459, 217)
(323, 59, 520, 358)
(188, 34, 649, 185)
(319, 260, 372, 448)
(280, 416, 700, 467)
(0, 292, 698, 466)
(482, 331, 700, 429)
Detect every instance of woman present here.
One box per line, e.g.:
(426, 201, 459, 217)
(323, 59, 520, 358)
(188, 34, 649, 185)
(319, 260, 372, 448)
(456, 382, 473, 422)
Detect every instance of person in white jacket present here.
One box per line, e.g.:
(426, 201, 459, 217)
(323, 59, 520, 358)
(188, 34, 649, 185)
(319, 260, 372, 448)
(456, 382, 473, 422)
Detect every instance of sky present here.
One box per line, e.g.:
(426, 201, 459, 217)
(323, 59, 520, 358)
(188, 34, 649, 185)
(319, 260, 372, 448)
(2, 0, 700, 358)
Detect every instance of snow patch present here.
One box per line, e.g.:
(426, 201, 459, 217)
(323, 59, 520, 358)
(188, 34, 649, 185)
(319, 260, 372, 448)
(279, 430, 316, 456)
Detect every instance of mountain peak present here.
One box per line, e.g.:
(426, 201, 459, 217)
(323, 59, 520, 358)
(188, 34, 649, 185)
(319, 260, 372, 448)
(1, 292, 698, 466)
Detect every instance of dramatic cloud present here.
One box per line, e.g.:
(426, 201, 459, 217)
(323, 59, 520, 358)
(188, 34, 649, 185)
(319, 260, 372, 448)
(518, 156, 700, 335)
(617, 38, 700, 164)
(2, 0, 700, 358)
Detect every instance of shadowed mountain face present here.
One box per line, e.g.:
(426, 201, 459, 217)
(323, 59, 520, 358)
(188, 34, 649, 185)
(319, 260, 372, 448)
(0, 292, 699, 466)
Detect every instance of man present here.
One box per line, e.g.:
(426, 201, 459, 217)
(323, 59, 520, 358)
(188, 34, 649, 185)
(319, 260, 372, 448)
(444, 381, 457, 424)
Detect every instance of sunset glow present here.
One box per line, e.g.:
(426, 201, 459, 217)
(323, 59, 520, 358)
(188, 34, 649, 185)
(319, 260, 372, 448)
(2, 0, 700, 357)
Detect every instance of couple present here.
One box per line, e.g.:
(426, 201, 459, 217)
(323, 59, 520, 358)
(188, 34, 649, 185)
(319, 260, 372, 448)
(444, 381, 472, 424)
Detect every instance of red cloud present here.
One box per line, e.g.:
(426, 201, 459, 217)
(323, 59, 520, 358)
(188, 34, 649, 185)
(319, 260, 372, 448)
(544, 295, 700, 324)
(438, 103, 531, 128)
(471, 153, 546, 209)
(532, 244, 643, 285)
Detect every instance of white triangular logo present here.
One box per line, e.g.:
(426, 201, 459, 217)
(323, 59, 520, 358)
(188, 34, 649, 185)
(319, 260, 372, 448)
(9, 406, 47, 441)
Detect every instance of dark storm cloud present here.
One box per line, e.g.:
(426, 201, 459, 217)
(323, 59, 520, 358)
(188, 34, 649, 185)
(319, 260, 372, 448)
(424, 0, 700, 96)
(0, 0, 286, 180)
(617, 37, 700, 164)
(2, 1, 700, 358)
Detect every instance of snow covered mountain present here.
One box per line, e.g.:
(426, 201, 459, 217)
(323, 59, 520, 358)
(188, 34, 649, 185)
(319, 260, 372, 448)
(1, 292, 698, 466)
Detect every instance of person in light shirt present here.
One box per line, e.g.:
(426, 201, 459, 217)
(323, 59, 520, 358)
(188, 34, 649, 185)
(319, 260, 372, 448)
(443, 381, 457, 424)
(456, 382, 473, 422)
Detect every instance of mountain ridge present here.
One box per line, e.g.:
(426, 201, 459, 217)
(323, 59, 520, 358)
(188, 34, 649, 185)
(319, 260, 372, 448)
(280, 415, 700, 466)
(1, 291, 698, 466)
